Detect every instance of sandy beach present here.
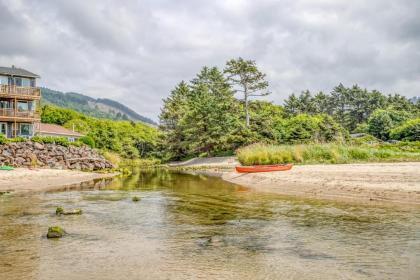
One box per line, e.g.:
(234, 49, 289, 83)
(0, 168, 118, 194)
(222, 162, 420, 205)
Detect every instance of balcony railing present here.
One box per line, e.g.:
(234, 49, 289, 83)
(0, 85, 41, 98)
(0, 108, 40, 119)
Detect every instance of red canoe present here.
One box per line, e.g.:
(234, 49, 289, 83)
(235, 164, 293, 173)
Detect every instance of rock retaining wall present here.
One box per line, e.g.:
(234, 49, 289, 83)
(0, 142, 113, 170)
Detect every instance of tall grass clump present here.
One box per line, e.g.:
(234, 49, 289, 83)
(236, 143, 420, 166)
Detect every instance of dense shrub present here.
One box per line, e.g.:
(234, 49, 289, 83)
(350, 134, 380, 145)
(367, 109, 411, 140)
(236, 143, 420, 165)
(41, 105, 82, 125)
(79, 135, 95, 148)
(10, 136, 26, 143)
(390, 118, 420, 141)
(0, 134, 7, 144)
(31, 135, 70, 147)
(274, 114, 346, 143)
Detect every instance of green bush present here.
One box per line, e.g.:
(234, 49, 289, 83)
(275, 114, 346, 144)
(354, 123, 369, 133)
(367, 109, 411, 140)
(70, 141, 83, 147)
(31, 135, 69, 147)
(303, 145, 336, 163)
(350, 134, 380, 145)
(0, 134, 7, 144)
(79, 136, 95, 148)
(10, 136, 26, 143)
(347, 147, 370, 160)
(390, 118, 420, 141)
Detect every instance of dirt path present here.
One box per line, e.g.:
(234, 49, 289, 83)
(222, 162, 420, 205)
(169, 156, 238, 168)
(0, 168, 118, 194)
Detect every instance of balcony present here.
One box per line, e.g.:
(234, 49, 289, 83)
(0, 85, 41, 100)
(0, 108, 40, 122)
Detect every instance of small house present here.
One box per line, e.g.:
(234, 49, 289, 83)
(38, 123, 83, 142)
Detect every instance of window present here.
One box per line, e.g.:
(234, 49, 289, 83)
(0, 101, 10, 109)
(14, 77, 22, 86)
(21, 78, 31, 87)
(17, 101, 29, 111)
(0, 75, 7, 85)
(19, 123, 33, 136)
(0, 123, 7, 136)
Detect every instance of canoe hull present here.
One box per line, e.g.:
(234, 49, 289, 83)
(235, 164, 293, 173)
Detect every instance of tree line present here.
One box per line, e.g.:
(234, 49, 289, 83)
(160, 58, 420, 161)
(41, 105, 158, 159)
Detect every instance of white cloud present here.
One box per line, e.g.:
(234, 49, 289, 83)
(0, 0, 418, 120)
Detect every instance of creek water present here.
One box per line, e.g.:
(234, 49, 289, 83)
(0, 169, 419, 280)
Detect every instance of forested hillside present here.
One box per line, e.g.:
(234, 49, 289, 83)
(41, 88, 157, 125)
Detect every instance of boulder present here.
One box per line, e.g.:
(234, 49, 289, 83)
(33, 142, 44, 150)
(46, 226, 66, 238)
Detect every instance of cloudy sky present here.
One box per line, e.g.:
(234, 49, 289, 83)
(0, 0, 419, 120)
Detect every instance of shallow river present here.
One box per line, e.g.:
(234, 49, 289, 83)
(1, 169, 419, 279)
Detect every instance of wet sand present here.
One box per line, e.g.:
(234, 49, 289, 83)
(222, 162, 420, 205)
(0, 168, 118, 194)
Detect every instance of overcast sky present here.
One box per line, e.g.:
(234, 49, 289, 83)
(1, 0, 419, 120)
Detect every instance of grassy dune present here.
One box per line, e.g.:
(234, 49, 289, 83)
(236, 142, 420, 166)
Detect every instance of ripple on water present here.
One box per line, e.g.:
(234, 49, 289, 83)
(1, 169, 420, 280)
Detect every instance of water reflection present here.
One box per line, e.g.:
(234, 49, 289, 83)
(0, 169, 419, 279)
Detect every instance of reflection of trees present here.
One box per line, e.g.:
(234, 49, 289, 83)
(105, 168, 175, 191)
(104, 168, 402, 234)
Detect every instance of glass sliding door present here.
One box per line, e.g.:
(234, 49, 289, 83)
(0, 123, 7, 136)
(19, 123, 33, 137)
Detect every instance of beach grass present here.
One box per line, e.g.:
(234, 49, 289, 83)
(236, 142, 420, 166)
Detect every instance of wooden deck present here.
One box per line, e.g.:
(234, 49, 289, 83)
(0, 108, 40, 122)
(0, 85, 41, 100)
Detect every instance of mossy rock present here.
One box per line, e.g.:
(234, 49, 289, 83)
(132, 196, 140, 202)
(64, 208, 82, 215)
(56, 207, 82, 215)
(55, 207, 64, 215)
(47, 226, 66, 238)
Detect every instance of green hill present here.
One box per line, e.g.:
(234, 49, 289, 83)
(40, 88, 157, 125)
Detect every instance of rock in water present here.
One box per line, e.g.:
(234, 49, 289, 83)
(67, 208, 82, 215)
(132, 196, 140, 202)
(55, 206, 64, 215)
(47, 226, 65, 238)
(56, 207, 82, 215)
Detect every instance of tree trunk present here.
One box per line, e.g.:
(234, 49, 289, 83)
(245, 91, 250, 127)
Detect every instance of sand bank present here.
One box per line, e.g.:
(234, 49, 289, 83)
(222, 162, 420, 205)
(0, 168, 118, 194)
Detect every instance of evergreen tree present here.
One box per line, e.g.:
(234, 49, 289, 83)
(159, 81, 190, 159)
(224, 58, 270, 127)
(159, 67, 244, 159)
